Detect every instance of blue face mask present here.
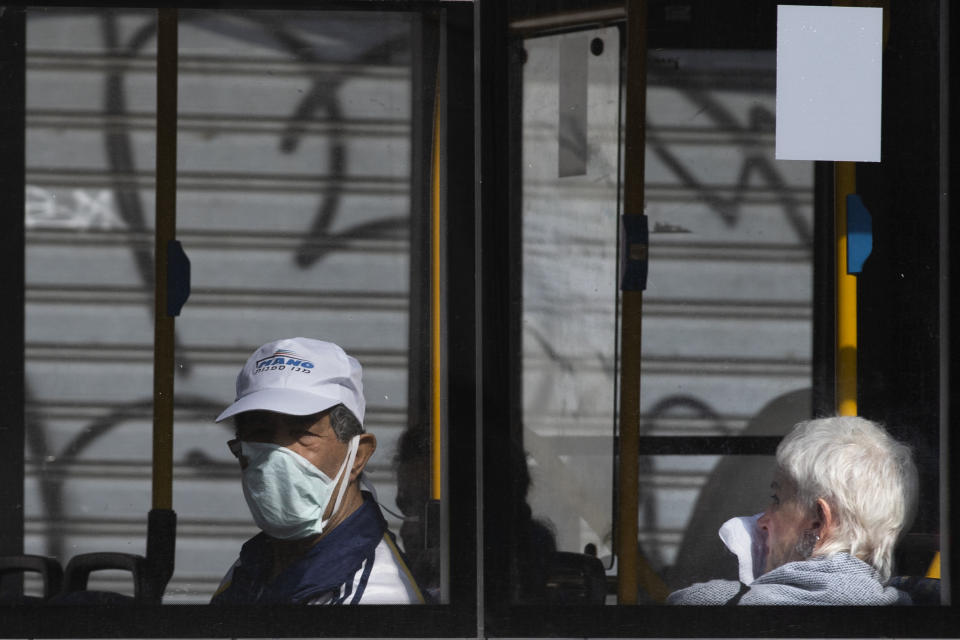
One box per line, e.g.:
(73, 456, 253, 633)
(239, 436, 360, 540)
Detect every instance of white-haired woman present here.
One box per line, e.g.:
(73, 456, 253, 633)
(668, 416, 919, 605)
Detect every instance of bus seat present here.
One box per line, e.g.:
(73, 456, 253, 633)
(889, 535, 941, 605)
(544, 551, 607, 604)
(895, 533, 940, 576)
(0, 554, 63, 603)
(49, 552, 152, 605)
(888, 575, 941, 605)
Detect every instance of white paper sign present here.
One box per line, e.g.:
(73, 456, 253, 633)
(776, 5, 882, 162)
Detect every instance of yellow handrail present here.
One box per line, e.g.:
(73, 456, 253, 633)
(617, 0, 668, 605)
(832, 0, 888, 418)
(152, 8, 178, 511)
(835, 162, 858, 416)
(431, 74, 443, 502)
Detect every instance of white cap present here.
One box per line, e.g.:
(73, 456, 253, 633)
(215, 338, 365, 425)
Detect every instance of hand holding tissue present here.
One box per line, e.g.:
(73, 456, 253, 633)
(718, 513, 767, 585)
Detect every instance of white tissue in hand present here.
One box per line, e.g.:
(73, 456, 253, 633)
(718, 513, 766, 585)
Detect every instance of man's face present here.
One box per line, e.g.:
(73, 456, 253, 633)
(756, 471, 812, 573)
(236, 410, 349, 520)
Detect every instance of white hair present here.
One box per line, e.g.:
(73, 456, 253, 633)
(776, 416, 918, 582)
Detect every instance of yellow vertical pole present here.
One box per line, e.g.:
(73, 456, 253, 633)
(832, 0, 889, 420)
(431, 80, 443, 502)
(153, 8, 177, 510)
(617, 0, 646, 605)
(835, 162, 858, 416)
(926, 552, 941, 579)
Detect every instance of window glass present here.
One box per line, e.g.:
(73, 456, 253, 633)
(643, 49, 814, 439)
(24, 7, 158, 598)
(637, 49, 814, 590)
(24, 7, 434, 604)
(520, 27, 621, 584)
(517, 37, 815, 603)
(169, 9, 416, 603)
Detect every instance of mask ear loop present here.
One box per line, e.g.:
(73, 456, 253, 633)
(321, 435, 361, 529)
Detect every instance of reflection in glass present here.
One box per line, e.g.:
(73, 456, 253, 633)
(520, 28, 621, 597)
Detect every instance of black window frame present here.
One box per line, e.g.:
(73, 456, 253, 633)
(0, 1, 478, 637)
(478, 0, 959, 637)
(1, 0, 959, 637)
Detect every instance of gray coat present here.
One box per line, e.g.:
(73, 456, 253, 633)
(666, 553, 911, 605)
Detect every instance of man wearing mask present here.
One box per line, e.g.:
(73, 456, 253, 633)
(211, 337, 424, 605)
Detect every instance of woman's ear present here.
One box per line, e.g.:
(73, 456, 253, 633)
(814, 498, 834, 540)
(350, 433, 377, 481)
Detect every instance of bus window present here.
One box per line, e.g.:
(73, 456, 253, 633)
(495, 1, 947, 628)
(514, 31, 815, 602)
(21, 6, 448, 606)
(167, 9, 420, 603)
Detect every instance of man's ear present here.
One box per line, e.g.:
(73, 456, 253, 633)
(350, 433, 377, 481)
